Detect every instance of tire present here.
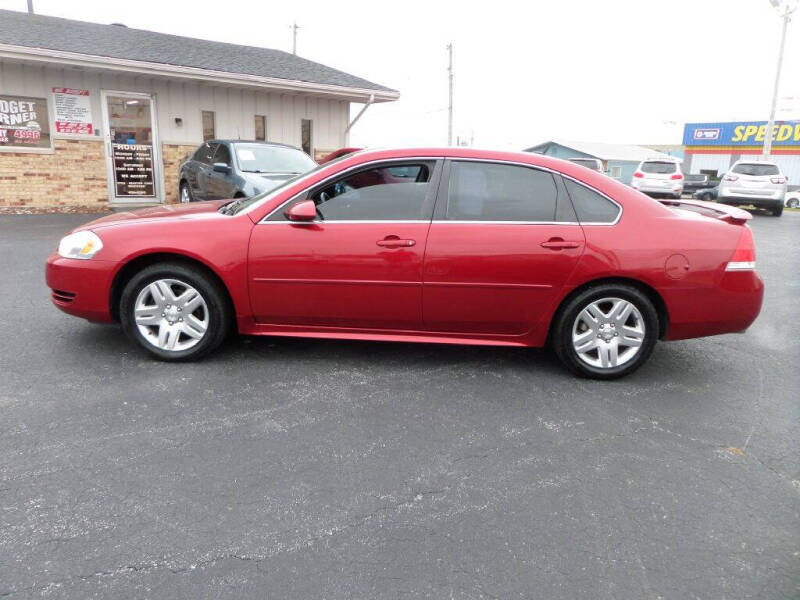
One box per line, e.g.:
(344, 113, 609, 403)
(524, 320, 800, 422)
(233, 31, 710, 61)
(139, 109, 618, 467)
(179, 182, 193, 203)
(787, 197, 799, 209)
(701, 193, 713, 201)
(552, 284, 659, 380)
(772, 203, 783, 217)
(120, 262, 231, 361)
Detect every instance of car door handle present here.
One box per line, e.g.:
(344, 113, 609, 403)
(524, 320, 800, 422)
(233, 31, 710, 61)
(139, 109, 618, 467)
(540, 238, 582, 250)
(377, 236, 415, 248)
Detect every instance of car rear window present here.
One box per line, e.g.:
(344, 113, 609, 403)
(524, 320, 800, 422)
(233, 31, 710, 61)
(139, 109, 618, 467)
(731, 163, 779, 176)
(445, 161, 557, 222)
(641, 161, 678, 174)
(563, 178, 620, 223)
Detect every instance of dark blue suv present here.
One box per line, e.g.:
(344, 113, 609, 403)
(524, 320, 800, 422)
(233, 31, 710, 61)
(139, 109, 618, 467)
(178, 140, 317, 202)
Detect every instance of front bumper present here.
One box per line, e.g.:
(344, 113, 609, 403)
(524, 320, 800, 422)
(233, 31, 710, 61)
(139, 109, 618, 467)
(45, 253, 117, 323)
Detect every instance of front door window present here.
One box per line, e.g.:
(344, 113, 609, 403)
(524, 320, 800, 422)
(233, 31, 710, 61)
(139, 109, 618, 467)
(104, 94, 159, 202)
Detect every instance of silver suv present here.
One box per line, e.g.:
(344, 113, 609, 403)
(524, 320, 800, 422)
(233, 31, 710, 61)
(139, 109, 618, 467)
(631, 159, 683, 198)
(718, 160, 787, 217)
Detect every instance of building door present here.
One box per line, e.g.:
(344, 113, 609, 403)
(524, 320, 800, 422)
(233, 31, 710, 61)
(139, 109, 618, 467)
(100, 91, 162, 203)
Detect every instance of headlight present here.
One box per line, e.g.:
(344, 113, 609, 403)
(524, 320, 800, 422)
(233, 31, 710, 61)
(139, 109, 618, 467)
(58, 231, 104, 259)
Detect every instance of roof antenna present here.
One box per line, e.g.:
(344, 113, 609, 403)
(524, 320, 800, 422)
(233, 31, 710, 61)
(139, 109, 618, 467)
(27, 0, 34, 14)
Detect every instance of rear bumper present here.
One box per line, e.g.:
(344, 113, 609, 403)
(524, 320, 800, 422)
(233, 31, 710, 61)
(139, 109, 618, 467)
(632, 181, 683, 195)
(718, 196, 782, 208)
(45, 253, 117, 323)
(663, 270, 764, 341)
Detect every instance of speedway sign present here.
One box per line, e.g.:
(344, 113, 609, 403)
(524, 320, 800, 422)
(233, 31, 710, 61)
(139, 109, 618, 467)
(684, 121, 800, 147)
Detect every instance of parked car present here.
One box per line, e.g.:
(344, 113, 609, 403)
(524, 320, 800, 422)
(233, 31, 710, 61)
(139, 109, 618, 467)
(693, 186, 720, 201)
(784, 185, 799, 208)
(631, 159, 683, 198)
(683, 173, 710, 194)
(46, 148, 763, 380)
(318, 147, 362, 164)
(718, 160, 787, 216)
(178, 140, 317, 202)
(568, 157, 603, 172)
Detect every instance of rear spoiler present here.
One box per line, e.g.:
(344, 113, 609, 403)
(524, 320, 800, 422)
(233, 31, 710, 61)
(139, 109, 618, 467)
(657, 198, 752, 225)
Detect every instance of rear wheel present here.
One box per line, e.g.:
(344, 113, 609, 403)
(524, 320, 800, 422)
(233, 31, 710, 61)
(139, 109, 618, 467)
(772, 203, 783, 217)
(120, 262, 230, 361)
(787, 197, 799, 209)
(552, 284, 658, 379)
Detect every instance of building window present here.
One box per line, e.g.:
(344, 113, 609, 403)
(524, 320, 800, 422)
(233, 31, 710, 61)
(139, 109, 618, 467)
(202, 111, 215, 141)
(0, 94, 52, 152)
(254, 115, 266, 141)
(609, 166, 622, 179)
(301, 118, 312, 156)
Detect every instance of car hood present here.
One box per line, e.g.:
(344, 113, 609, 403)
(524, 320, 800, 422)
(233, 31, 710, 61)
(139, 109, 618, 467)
(242, 171, 297, 191)
(76, 200, 228, 231)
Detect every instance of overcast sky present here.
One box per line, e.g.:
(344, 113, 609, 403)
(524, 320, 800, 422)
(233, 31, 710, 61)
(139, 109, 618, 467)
(2, 0, 798, 149)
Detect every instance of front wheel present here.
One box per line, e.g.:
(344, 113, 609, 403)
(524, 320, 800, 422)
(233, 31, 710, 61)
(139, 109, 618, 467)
(120, 263, 231, 361)
(787, 197, 799, 209)
(179, 182, 193, 203)
(552, 284, 659, 379)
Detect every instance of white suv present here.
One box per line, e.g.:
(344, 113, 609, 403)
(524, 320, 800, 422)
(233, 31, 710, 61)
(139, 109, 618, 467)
(631, 159, 683, 198)
(718, 160, 787, 217)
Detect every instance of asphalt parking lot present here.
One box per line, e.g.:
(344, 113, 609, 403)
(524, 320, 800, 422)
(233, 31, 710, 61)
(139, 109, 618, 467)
(1, 211, 798, 599)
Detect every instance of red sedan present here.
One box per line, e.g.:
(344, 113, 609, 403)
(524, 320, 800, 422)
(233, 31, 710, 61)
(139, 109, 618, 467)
(46, 148, 763, 379)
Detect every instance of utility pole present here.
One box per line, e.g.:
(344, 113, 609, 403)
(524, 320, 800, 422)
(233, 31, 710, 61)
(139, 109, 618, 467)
(446, 43, 453, 146)
(291, 21, 300, 55)
(763, 0, 796, 158)
(27, 0, 33, 14)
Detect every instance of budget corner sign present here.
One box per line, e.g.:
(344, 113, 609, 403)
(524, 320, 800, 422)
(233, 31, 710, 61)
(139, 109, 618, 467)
(684, 121, 800, 148)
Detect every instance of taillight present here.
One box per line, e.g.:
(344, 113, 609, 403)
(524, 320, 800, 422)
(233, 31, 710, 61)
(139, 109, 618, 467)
(770, 176, 786, 184)
(671, 173, 683, 180)
(723, 174, 738, 182)
(725, 227, 756, 271)
(633, 171, 644, 178)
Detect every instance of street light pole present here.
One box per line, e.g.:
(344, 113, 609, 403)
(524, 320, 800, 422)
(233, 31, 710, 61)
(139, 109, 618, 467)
(446, 43, 453, 146)
(763, 1, 796, 158)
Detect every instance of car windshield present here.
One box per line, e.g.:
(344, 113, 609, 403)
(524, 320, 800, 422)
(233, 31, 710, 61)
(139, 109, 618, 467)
(641, 161, 678, 174)
(234, 143, 317, 174)
(731, 163, 779, 176)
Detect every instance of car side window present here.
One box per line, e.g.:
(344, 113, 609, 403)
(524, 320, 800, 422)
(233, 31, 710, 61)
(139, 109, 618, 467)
(563, 178, 620, 223)
(303, 162, 435, 221)
(444, 161, 557, 222)
(193, 143, 217, 165)
(213, 143, 232, 167)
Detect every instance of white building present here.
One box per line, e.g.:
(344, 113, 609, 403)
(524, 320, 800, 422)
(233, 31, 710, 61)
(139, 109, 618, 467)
(0, 9, 398, 207)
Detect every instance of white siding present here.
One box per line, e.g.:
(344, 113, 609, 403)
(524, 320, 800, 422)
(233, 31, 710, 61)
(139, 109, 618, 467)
(0, 61, 350, 151)
(687, 154, 734, 177)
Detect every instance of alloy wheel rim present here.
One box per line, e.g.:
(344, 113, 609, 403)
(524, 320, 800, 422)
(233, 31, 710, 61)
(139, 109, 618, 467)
(181, 186, 190, 203)
(572, 297, 645, 369)
(134, 279, 209, 352)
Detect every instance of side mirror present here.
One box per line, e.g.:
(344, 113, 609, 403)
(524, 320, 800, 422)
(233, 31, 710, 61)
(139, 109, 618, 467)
(212, 162, 231, 174)
(285, 199, 317, 222)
